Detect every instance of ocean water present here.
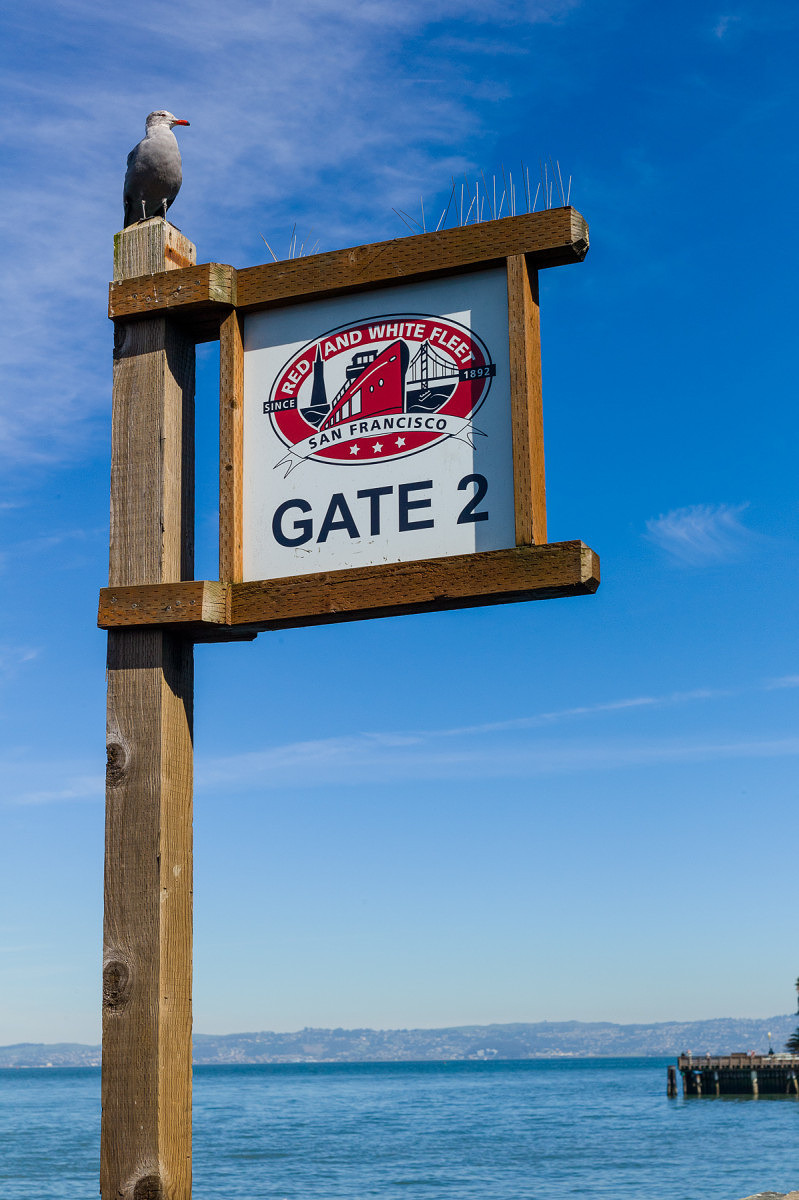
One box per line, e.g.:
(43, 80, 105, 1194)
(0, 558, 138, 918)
(1, 1058, 797, 1199)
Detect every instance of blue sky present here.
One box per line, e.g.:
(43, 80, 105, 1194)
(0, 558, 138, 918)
(1, 0, 798, 1044)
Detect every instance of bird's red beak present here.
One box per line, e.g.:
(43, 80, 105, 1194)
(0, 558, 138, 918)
(174, 119, 190, 126)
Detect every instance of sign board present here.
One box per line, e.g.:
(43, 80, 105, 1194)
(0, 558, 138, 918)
(100, 208, 599, 637)
(242, 270, 515, 579)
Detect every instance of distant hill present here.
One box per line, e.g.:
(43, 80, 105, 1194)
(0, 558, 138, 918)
(1, 1015, 796, 1068)
(0, 1042, 101, 1068)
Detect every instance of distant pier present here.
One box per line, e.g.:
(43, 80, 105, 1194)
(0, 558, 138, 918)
(672, 1053, 799, 1097)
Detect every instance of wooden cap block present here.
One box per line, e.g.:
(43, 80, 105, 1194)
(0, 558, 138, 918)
(113, 218, 196, 282)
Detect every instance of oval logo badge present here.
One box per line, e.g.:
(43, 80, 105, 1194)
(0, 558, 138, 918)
(264, 313, 496, 474)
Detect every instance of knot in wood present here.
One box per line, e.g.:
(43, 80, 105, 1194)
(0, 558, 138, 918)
(132, 1175, 163, 1200)
(106, 741, 128, 786)
(102, 960, 131, 1010)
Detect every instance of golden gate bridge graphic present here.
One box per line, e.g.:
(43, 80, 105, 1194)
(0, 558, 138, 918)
(406, 341, 462, 411)
(302, 339, 464, 430)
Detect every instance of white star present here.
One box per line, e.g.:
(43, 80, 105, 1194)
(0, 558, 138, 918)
(372, 441, 383, 453)
(349, 443, 360, 455)
(395, 436, 406, 448)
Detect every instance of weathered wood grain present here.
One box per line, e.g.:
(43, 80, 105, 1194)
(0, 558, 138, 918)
(107, 208, 588, 329)
(112, 219, 197, 283)
(104, 631, 193, 1200)
(219, 312, 244, 582)
(507, 256, 547, 544)
(103, 219, 195, 1200)
(235, 208, 588, 312)
(109, 259, 235, 343)
(231, 541, 598, 629)
(99, 581, 229, 627)
(110, 320, 195, 585)
(97, 542, 599, 635)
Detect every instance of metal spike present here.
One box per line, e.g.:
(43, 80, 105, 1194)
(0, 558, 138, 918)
(480, 170, 493, 220)
(260, 234, 278, 263)
(438, 181, 456, 231)
(398, 207, 422, 229)
(392, 207, 417, 232)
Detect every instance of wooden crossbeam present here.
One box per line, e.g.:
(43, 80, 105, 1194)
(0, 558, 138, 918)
(108, 208, 588, 337)
(98, 541, 599, 637)
(234, 206, 587, 311)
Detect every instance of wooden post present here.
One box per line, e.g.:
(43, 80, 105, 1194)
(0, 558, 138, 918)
(102, 219, 196, 1200)
(507, 255, 546, 545)
(219, 311, 244, 583)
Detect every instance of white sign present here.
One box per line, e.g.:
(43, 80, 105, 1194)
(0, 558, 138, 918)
(242, 270, 515, 580)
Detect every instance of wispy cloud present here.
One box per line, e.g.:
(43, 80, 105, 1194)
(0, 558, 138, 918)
(0, 644, 40, 675)
(193, 731, 799, 791)
(446, 695, 668, 736)
(443, 687, 742, 738)
(8, 729, 798, 803)
(0, 0, 578, 470)
(0, 526, 104, 575)
(8, 773, 103, 807)
(7, 674, 795, 803)
(765, 675, 799, 690)
(192, 677, 797, 788)
(645, 502, 754, 565)
(713, 14, 741, 39)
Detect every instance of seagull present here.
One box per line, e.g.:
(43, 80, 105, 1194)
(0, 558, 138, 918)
(123, 110, 190, 227)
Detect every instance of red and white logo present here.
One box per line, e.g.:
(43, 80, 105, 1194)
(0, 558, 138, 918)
(263, 312, 496, 474)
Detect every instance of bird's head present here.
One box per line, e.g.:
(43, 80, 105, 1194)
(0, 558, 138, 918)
(145, 110, 190, 131)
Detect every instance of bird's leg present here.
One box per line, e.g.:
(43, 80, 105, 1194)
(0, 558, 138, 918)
(141, 200, 147, 221)
(161, 198, 168, 219)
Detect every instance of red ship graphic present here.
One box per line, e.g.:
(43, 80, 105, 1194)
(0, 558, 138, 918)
(268, 311, 496, 470)
(320, 340, 411, 431)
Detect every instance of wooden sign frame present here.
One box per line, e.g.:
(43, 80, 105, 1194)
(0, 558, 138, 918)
(100, 207, 598, 641)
